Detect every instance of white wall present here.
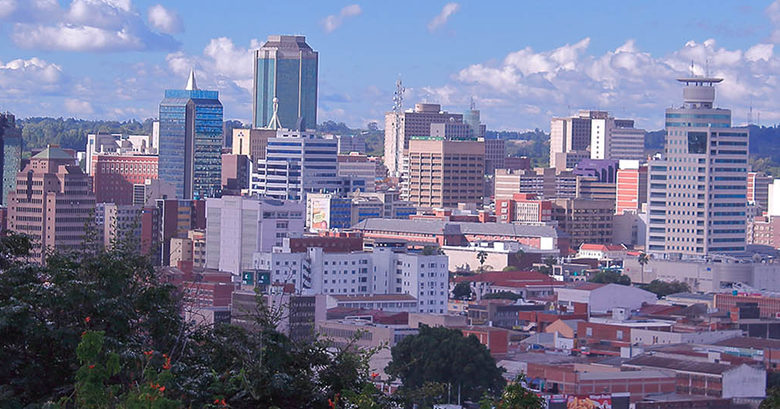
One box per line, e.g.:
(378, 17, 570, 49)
(721, 365, 766, 398)
(589, 284, 656, 313)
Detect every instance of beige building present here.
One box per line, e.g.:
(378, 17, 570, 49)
(232, 128, 275, 164)
(337, 153, 377, 192)
(576, 175, 616, 202)
(550, 111, 645, 170)
(384, 103, 464, 176)
(7, 146, 96, 263)
(405, 137, 484, 208)
(494, 168, 577, 200)
(551, 198, 615, 247)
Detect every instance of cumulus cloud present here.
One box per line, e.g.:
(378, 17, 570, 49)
(431, 36, 780, 129)
(64, 98, 94, 114)
(147, 4, 182, 34)
(0, 57, 63, 96)
(3, 0, 180, 52)
(428, 2, 459, 32)
(322, 4, 362, 33)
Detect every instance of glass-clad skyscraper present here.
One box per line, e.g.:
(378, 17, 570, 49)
(1, 113, 22, 206)
(253, 35, 318, 129)
(159, 70, 223, 199)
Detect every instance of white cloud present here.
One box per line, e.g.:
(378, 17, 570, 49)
(147, 4, 182, 34)
(322, 4, 362, 33)
(3, 0, 179, 52)
(428, 2, 459, 32)
(64, 98, 94, 114)
(0, 57, 63, 96)
(432, 36, 780, 129)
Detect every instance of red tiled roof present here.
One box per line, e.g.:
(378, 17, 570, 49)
(454, 271, 561, 287)
(566, 282, 606, 291)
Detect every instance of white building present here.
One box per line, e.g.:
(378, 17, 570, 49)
(95, 203, 141, 249)
(205, 196, 304, 278)
(86, 133, 156, 174)
(252, 245, 449, 313)
(646, 77, 749, 256)
(250, 129, 342, 200)
(555, 283, 657, 314)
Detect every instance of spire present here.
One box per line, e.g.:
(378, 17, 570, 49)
(185, 69, 197, 90)
(267, 97, 282, 129)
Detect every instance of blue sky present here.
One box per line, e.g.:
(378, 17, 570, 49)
(0, 1, 779, 131)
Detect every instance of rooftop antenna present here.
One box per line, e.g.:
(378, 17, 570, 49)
(470, 96, 476, 110)
(391, 76, 405, 176)
(748, 98, 753, 125)
(689, 60, 695, 77)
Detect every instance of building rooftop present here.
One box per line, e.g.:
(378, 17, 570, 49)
(353, 218, 559, 238)
(32, 145, 74, 160)
(624, 355, 742, 375)
(329, 294, 417, 302)
(578, 369, 672, 381)
(713, 336, 780, 350)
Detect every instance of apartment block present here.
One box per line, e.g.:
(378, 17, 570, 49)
(494, 168, 577, 200)
(91, 154, 158, 205)
(551, 198, 615, 247)
(616, 161, 648, 214)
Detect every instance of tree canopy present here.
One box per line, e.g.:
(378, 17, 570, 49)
(385, 325, 505, 405)
(643, 280, 690, 298)
(0, 233, 381, 408)
(589, 270, 632, 286)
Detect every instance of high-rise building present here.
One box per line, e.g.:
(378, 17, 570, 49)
(1, 113, 22, 206)
(250, 129, 341, 201)
(494, 168, 577, 200)
(221, 154, 250, 196)
(337, 153, 377, 192)
(91, 154, 158, 205)
(615, 160, 648, 215)
(158, 70, 223, 200)
(145, 198, 206, 266)
(484, 139, 506, 176)
(86, 133, 156, 174)
(7, 146, 96, 263)
(306, 193, 352, 231)
(205, 196, 304, 277)
(384, 103, 464, 176)
(253, 35, 318, 129)
(550, 110, 645, 170)
(747, 172, 772, 212)
(646, 77, 748, 256)
(232, 128, 274, 165)
(405, 137, 484, 208)
(551, 198, 615, 247)
(95, 203, 142, 249)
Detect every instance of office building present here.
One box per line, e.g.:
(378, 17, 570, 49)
(463, 107, 487, 139)
(1, 113, 22, 206)
(253, 244, 449, 313)
(337, 153, 377, 192)
(7, 146, 95, 263)
(169, 230, 206, 269)
(132, 179, 176, 207)
(494, 168, 577, 200)
(646, 77, 749, 256)
(250, 129, 341, 201)
(551, 198, 615, 247)
(253, 35, 318, 129)
(336, 134, 367, 154)
(95, 203, 142, 249)
(91, 154, 158, 205)
(405, 137, 485, 208)
(484, 139, 506, 176)
(384, 103, 464, 175)
(232, 128, 275, 165)
(86, 133, 156, 174)
(205, 196, 304, 277)
(144, 198, 206, 266)
(158, 70, 224, 199)
(221, 154, 250, 196)
(550, 110, 645, 170)
(747, 172, 772, 211)
(616, 160, 648, 214)
(495, 193, 552, 223)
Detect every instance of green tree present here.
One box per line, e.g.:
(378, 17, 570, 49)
(385, 325, 505, 405)
(480, 375, 544, 409)
(483, 291, 521, 301)
(452, 281, 474, 300)
(637, 252, 649, 284)
(760, 387, 780, 409)
(643, 280, 690, 298)
(589, 270, 632, 285)
(477, 250, 488, 271)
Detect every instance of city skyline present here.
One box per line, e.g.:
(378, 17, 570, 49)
(0, 1, 779, 130)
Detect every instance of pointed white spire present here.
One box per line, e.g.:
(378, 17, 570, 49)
(267, 97, 282, 129)
(185, 68, 197, 90)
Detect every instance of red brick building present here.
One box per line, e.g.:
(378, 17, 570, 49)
(91, 154, 158, 205)
(526, 363, 675, 400)
(714, 292, 780, 319)
(495, 193, 552, 223)
(459, 326, 509, 355)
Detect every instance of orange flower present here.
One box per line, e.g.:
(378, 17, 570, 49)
(143, 350, 154, 359)
(328, 399, 335, 409)
(158, 386, 165, 392)
(88, 365, 95, 369)
(163, 355, 171, 370)
(85, 317, 91, 323)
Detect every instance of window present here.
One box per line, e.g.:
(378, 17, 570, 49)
(616, 330, 623, 340)
(586, 327, 592, 337)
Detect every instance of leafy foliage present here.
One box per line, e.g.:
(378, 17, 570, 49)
(643, 280, 690, 298)
(385, 325, 505, 405)
(479, 375, 544, 409)
(18, 117, 154, 151)
(452, 282, 473, 300)
(589, 270, 632, 285)
(0, 233, 380, 408)
(760, 387, 780, 409)
(482, 291, 521, 301)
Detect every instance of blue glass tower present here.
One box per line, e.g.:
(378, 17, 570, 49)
(159, 70, 223, 199)
(0, 113, 21, 206)
(253, 35, 318, 129)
